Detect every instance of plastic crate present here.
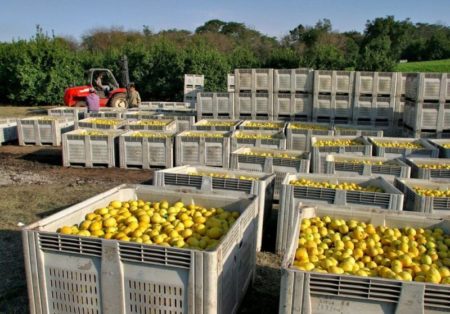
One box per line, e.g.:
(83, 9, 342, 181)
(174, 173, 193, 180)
(119, 130, 175, 169)
(369, 136, 439, 158)
(176, 131, 231, 167)
(272, 93, 313, 121)
(23, 184, 258, 314)
(183, 74, 204, 106)
(279, 205, 450, 314)
(231, 130, 287, 151)
(406, 157, 450, 180)
(352, 95, 395, 126)
(194, 119, 241, 131)
(227, 73, 235, 92)
(273, 68, 314, 93)
(230, 147, 311, 200)
(234, 68, 274, 93)
(312, 93, 353, 123)
(395, 177, 450, 214)
(311, 135, 373, 173)
(154, 165, 275, 252)
(139, 101, 192, 111)
(334, 124, 384, 137)
(47, 107, 87, 121)
(122, 110, 156, 120)
(354, 71, 397, 97)
(87, 107, 125, 119)
(402, 126, 450, 139)
(313, 70, 354, 94)
(0, 119, 18, 145)
(405, 72, 450, 102)
(403, 99, 450, 132)
(125, 119, 177, 132)
(196, 92, 234, 120)
(62, 129, 124, 167)
(153, 111, 196, 132)
(428, 139, 450, 158)
(77, 117, 127, 130)
(286, 122, 333, 151)
(234, 92, 274, 120)
(17, 116, 74, 146)
(323, 154, 411, 182)
(239, 119, 286, 131)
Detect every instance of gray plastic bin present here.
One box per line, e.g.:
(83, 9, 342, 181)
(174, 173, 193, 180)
(194, 119, 241, 131)
(231, 130, 286, 151)
(18, 116, 74, 146)
(0, 119, 18, 145)
(334, 124, 384, 137)
(196, 92, 235, 120)
(238, 119, 286, 131)
(428, 139, 450, 158)
(23, 184, 258, 314)
(369, 136, 439, 158)
(286, 122, 333, 151)
(126, 119, 177, 132)
(406, 157, 450, 180)
(77, 117, 127, 130)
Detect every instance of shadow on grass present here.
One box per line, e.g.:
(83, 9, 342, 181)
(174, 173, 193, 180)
(20, 147, 62, 166)
(0, 230, 29, 313)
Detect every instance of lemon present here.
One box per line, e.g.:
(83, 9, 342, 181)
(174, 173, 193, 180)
(59, 226, 73, 235)
(110, 201, 122, 209)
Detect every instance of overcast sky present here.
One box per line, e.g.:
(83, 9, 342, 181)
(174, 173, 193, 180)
(1, 0, 449, 42)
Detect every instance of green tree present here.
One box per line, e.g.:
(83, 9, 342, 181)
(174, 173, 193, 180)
(357, 35, 396, 71)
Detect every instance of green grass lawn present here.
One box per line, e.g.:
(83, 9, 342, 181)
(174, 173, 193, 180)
(396, 59, 450, 72)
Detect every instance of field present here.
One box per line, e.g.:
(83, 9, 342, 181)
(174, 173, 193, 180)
(0, 144, 280, 313)
(396, 59, 450, 72)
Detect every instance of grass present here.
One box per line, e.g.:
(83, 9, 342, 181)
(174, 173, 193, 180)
(396, 59, 450, 73)
(0, 105, 55, 118)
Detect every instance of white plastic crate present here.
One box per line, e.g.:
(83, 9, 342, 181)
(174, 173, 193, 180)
(0, 119, 18, 145)
(276, 174, 403, 255)
(153, 111, 196, 132)
(312, 93, 353, 123)
(272, 93, 313, 121)
(323, 154, 411, 182)
(139, 101, 192, 111)
(273, 68, 314, 93)
(402, 126, 450, 139)
(311, 135, 373, 173)
(227, 73, 235, 92)
(87, 107, 125, 119)
(428, 139, 450, 158)
(122, 110, 156, 120)
(119, 130, 175, 169)
(369, 136, 439, 158)
(231, 130, 286, 151)
(313, 70, 354, 94)
(234, 68, 273, 92)
(286, 122, 333, 151)
(125, 119, 177, 132)
(154, 165, 275, 252)
(352, 95, 395, 126)
(23, 184, 258, 314)
(403, 99, 450, 132)
(230, 147, 311, 200)
(406, 157, 450, 180)
(238, 119, 286, 131)
(62, 129, 125, 167)
(176, 130, 231, 167)
(47, 107, 87, 121)
(405, 72, 450, 102)
(234, 92, 274, 120)
(196, 92, 234, 120)
(17, 116, 74, 146)
(77, 117, 127, 130)
(354, 71, 397, 97)
(194, 119, 241, 131)
(279, 205, 450, 314)
(334, 124, 384, 137)
(183, 74, 204, 107)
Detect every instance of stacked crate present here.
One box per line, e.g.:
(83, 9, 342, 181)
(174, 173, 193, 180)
(394, 72, 408, 129)
(196, 92, 234, 120)
(352, 72, 397, 127)
(313, 70, 354, 124)
(153, 109, 196, 132)
(234, 69, 274, 119)
(183, 74, 204, 109)
(403, 73, 450, 138)
(139, 101, 191, 111)
(273, 69, 314, 121)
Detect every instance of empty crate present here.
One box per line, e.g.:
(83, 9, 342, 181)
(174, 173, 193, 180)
(196, 92, 235, 120)
(313, 70, 354, 94)
(234, 68, 273, 93)
(234, 92, 273, 120)
(313, 93, 353, 123)
(18, 116, 74, 146)
(47, 107, 87, 121)
(405, 73, 450, 102)
(403, 99, 450, 132)
(0, 119, 17, 145)
(273, 93, 313, 121)
(139, 101, 192, 111)
(87, 107, 125, 119)
(273, 68, 313, 93)
(154, 110, 196, 132)
(354, 71, 397, 97)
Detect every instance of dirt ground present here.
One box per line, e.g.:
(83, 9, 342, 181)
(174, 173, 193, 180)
(0, 144, 281, 314)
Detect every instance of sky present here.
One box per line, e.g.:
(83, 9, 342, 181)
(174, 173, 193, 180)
(1, 0, 449, 42)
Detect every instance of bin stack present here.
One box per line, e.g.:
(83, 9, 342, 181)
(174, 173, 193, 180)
(183, 74, 204, 109)
(403, 73, 450, 138)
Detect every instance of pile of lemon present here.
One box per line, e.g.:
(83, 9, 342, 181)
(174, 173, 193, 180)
(442, 143, 450, 149)
(288, 123, 329, 131)
(413, 187, 450, 198)
(188, 171, 257, 181)
(199, 121, 236, 127)
(136, 119, 170, 126)
(79, 130, 108, 136)
(336, 159, 396, 166)
(289, 179, 384, 193)
(181, 132, 225, 138)
(88, 118, 122, 125)
(417, 163, 450, 170)
(294, 216, 450, 284)
(240, 151, 299, 160)
(373, 140, 423, 149)
(313, 139, 363, 147)
(234, 133, 275, 140)
(57, 199, 240, 250)
(244, 121, 284, 129)
(130, 131, 172, 138)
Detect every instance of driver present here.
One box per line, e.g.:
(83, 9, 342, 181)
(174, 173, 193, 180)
(95, 72, 110, 96)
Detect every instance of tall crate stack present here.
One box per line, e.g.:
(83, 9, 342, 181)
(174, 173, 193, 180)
(234, 69, 274, 120)
(273, 68, 314, 121)
(313, 70, 354, 124)
(403, 73, 450, 138)
(183, 74, 204, 109)
(353, 72, 397, 127)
